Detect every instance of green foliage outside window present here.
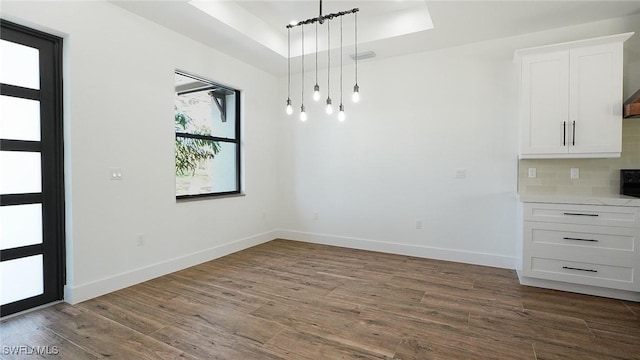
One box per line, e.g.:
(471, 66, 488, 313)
(174, 108, 221, 176)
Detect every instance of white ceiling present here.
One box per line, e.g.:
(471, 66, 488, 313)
(111, 0, 640, 76)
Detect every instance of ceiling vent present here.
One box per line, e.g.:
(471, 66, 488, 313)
(350, 51, 376, 61)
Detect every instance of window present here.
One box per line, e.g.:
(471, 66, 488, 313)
(174, 71, 241, 198)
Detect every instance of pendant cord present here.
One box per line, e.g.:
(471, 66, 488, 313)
(315, 21, 318, 85)
(327, 19, 330, 97)
(301, 24, 304, 102)
(340, 16, 343, 103)
(354, 11, 358, 84)
(287, 27, 291, 98)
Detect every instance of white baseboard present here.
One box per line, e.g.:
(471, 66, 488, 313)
(517, 270, 640, 302)
(275, 229, 517, 270)
(64, 230, 276, 304)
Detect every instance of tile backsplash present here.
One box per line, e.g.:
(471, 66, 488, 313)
(518, 119, 640, 196)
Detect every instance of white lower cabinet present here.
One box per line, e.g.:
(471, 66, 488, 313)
(522, 202, 640, 294)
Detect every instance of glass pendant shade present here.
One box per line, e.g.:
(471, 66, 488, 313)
(338, 103, 345, 121)
(352, 84, 360, 103)
(286, 98, 293, 115)
(326, 97, 333, 115)
(300, 104, 307, 121)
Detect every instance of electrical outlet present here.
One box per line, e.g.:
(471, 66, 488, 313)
(109, 167, 123, 180)
(570, 168, 580, 179)
(136, 233, 145, 247)
(313, 212, 319, 220)
(528, 168, 537, 178)
(415, 220, 423, 230)
(455, 168, 467, 179)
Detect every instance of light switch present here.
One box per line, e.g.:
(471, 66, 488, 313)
(570, 168, 579, 179)
(110, 167, 123, 180)
(455, 168, 467, 179)
(528, 168, 537, 178)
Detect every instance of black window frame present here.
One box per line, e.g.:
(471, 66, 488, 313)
(174, 70, 242, 200)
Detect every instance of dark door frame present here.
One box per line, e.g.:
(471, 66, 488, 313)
(0, 19, 65, 317)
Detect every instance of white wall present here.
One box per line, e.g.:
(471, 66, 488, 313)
(277, 40, 520, 268)
(276, 13, 640, 269)
(1, 1, 280, 303)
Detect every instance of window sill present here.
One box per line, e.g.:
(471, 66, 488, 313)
(176, 192, 245, 202)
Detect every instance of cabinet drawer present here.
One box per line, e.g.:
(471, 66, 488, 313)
(525, 222, 638, 253)
(526, 257, 637, 291)
(523, 203, 640, 227)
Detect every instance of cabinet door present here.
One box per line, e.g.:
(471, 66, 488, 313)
(569, 43, 623, 155)
(520, 51, 569, 156)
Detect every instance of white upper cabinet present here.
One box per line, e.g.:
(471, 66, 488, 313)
(515, 33, 633, 159)
(520, 51, 570, 156)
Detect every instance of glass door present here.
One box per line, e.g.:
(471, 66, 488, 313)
(0, 20, 64, 317)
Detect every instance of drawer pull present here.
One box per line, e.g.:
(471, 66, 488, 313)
(563, 212, 599, 217)
(562, 266, 597, 273)
(563, 237, 598, 243)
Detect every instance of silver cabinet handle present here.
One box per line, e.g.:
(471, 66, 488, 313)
(562, 266, 597, 273)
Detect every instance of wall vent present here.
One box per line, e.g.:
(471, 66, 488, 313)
(350, 51, 376, 61)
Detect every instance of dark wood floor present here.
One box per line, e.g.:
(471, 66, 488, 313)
(1, 239, 639, 359)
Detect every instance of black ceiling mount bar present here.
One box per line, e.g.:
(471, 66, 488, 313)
(286, 0, 358, 29)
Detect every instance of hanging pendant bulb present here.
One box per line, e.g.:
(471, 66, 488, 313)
(338, 16, 345, 122)
(286, 98, 293, 115)
(326, 19, 333, 116)
(300, 24, 307, 121)
(352, 84, 360, 103)
(286, 26, 292, 115)
(352, 11, 360, 104)
(300, 104, 307, 121)
(338, 103, 345, 121)
(313, 21, 320, 102)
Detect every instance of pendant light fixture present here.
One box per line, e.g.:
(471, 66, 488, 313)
(313, 21, 320, 102)
(325, 19, 333, 115)
(352, 11, 360, 103)
(285, 0, 360, 121)
(338, 16, 345, 122)
(300, 24, 307, 121)
(286, 26, 293, 115)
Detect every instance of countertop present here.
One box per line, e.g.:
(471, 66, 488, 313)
(517, 194, 640, 207)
